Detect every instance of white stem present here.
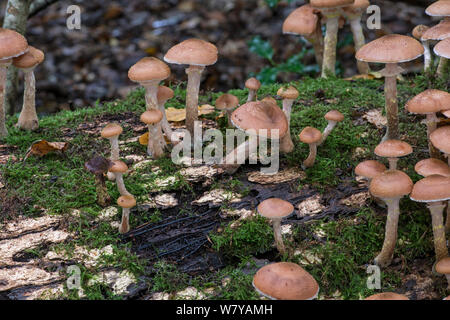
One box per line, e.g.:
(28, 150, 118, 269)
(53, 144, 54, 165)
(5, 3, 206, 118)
(272, 219, 286, 255)
(147, 124, 164, 158)
(109, 136, 120, 161)
(388, 158, 398, 170)
(349, 16, 370, 74)
(319, 121, 337, 146)
(143, 81, 159, 111)
(423, 41, 431, 72)
(158, 101, 177, 143)
(115, 173, 131, 196)
(322, 12, 340, 77)
(375, 198, 400, 267)
(280, 99, 294, 153)
(437, 57, 448, 78)
(185, 65, 204, 134)
(247, 89, 256, 102)
(428, 202, 449, 263)
(0, 63, 10, 138)
(17, 69, 39, 131)
(303, 143, 317, 168)
(119, 208, 130, 234)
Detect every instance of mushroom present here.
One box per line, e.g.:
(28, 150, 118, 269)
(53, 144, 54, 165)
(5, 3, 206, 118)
(140, 109, 164, 158)
(430, 126, 450, 165)
(282, 4, 324, 68)
(164, 39, 218, 135)
(299, 127, 322, 168)
(434, 38, 450, 77)
(257, 198, 294, 255)
(369, 170, 413, 267)
(412, 25, 430, 71)
(157, 85, 177, 144)
(101, 123, 123, 181)
(245, 77, 261, 102)
(277, 86, 299, 153)
(342, 0, 370, 74)
(108, 160, 130, 196)
(252, 262, 319, 300)
(374, 140, 413, 170)
(356, 35, 424, 141)
(13, 46, 44, 131)
(0, 28, 28, 138)
(117, 194, 136, 234)
(410, 174, 450, 262)
(364, 292, 409, 300)
(318, 110, 344, 146)
(435, 257, 450, 290)
(406, 89, 450, 159)
(310, 0, 355, 77)
(215, 93, 239, 127)
(355, 160, 386, 206)
(421, 20, 450, 75)
(84, 156, 113, 207)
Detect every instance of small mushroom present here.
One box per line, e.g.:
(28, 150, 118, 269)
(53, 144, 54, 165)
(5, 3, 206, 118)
(101, 123, 123, 181)
(277, 86, 299, 153)
(252, 262, 319, 300)
(215, 93, 239, 127)
(157, 85, 177, 144)
(245, 77, 261, 102)
(412, 24, 430, 71)
(85, 156, 113, 207)
(299, 127, 322, 168)
(108, 160, 130, 196)
(355, 160, 386, 206)
(13, 46, 44, 131)
(117, 194, 136, 234)
(435, 257, 450, 290)
(430, 126, 450, 165)
(374, 140, 413, 170)
(364, 292, 409, 300)
(421, 20, 450, 76)
(164, 39, 218, 135)
(140, 109, 164, 158)
(434, 37, 450, 77)
(415, 158, 450, 178)
(257, 198, 294, 255)
(370, 170, 413, 267)
(318, 110, 344, 146)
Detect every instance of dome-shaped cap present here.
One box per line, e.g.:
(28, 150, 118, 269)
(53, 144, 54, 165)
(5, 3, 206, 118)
(141, 109, 163, 124)
(310, 0, 355, 9)
(412, 25, 429, 40)
(101, 123, 123, 138)
(410, 174, 450, 203)
(435, 257, 450, 274)
(252, 262, 319, 300)
(356, 34, 424, 64)
(365, 292, 409, 300)
(343, 0, 370, 15)
(426, 0, 450, 17)
(430, 126, 450, 154)
(231, 101, 288, 139)
(108, 160, 128, 173)
(374, 140, 413, 158)
(245, 77, 261, 90)
(434, 38, 450, 59)
(257, 198, 294, 219)
(128, 57, 170, 83)
(0, 28, 28, 61)
(117, 195, 136, 208)
(325, 110, 344, 122)
(406, 89, 450, 114)
(12, 46, 44, 69)
(369, 170, 413, 199)
(277, 86, 299, 100)
(415, 158, 450, 177)
(164, 39, 218, 67)
(282, 4, 320, 36)
(299, 127, 322, 144)
(157, 86, 174, 103)
(355, 160, 386, 179)
(215, 93, 239, 111)
(421, 20, 450, 41)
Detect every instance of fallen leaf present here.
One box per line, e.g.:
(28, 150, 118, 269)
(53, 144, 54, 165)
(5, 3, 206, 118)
(165, 105, 216, 122)
(344, 74, 376, 81)
(139, 133, 148, 145)
(24, 140, 68, 160)
(362, 109, 387, 129)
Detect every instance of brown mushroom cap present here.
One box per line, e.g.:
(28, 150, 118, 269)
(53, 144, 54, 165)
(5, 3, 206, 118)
(164, 39, 218, 67)
(410, 174, 450, 203)
(128, 57, 170, 83)
(426, 0, 450, 17)
(157, 86, 174, 103)
(324, 110, 344, 122)
(101, 123, 123, 138)
(231, 101, 288, 139)
(277, 86, 299, 100)
(299, 127, 322, 144)
(252, 262, 319, 300)
(445, 295, 450, 300)
(0, 28, 28, 61)
(355, 160, 386, 179)
(421, 20, 450, 41)
(405, 89, 450, 114)
(374, 140, 413, 158)
(434, 38, 450, 59)
(310, 0, 355, 9)
(215, 93, 239, 111)
(343, 0, 370, 15)
(435, 257, 450, 274)
(412, 25, 430, 40)
(369, 170, 413, 199)
(356, 34, 424, 64)
(430, 126, 450, 154)
(141, 109, 163, 124)
(365, 292, 409, 300)
(415, 158, 450, 177)
(108, 160, 128, 173)
(257, 198, 294, 219)
(12, 46, 44, 69)
(245, 77, 261, 91)
(117, 195, 136, 208)
(443, 110, 450, 118)
(282, 4, 320, 36)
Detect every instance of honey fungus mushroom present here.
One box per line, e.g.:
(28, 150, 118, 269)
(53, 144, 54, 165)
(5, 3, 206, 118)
(299, 127, 322, 168)
(141, 109, 164, 158)
(84, 156, 113, 207)
(117, 194, 136, 234)
(245, 77, 261, 102)
(215, 93, 239, 127)
(374, 140, 413, 170)
(430, 126, 450, 165)
(434, 38, 450, 77)
(108, 160, 130, 196)
(319, 110, 344, 146)
(277, 86, 299, 153)
(412, 24, 430, 70)
(101, 123, 123, 181)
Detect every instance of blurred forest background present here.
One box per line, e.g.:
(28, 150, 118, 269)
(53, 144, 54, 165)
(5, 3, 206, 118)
(0, 0, 436, 115)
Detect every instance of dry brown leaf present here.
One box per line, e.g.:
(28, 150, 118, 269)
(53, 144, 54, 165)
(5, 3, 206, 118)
(165, 105, 216, 122)
(344, 74, 376, 81)
(24, 140, 68, 160)
(139, 133, 149, 145)
(247, 167, 306, 185)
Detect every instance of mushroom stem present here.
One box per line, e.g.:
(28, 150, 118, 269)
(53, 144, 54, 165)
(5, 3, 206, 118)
(426, 113, 440, 159)
(109, 137, 120, 161)
(0, 62, 10, 138)
(226, 110, 233, 127)
(319, 121, 337, 146)
(272, 218, 286, 255)
(222, 138, 258, 173)
(158, 101, 177, 144)
(423, 40, 432, 72)
(445, 203, 450, 234)
(303, 142, 318, 168)
(305, 24, 324, 68)
(428, 202, 449, 262)
(185, 65, 205, 135)
(94, 173, 110, 207)
(374, 198, 401, 267)
(348, 15, 370, 74)
(321, 10, 340, 77)
(247, 89, 257, 102)
(143, 81, 159, 111)
(279, 99, 295, 153)
(388, 157, 398, 170)
(381, 63, 401, 141)
(119, 208, 130, 234)
(115, 173, 131, 196)
(437, 57, 448, 78)
(147, 123, 164, 158)
(17, 69, 39, 131)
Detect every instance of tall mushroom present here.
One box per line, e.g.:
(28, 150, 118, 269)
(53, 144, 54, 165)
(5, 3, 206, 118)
(117, 194, 136, 234)
(140, 109, 164, 158)
(369, 170, 413, 267)
(245, 77, 261, 102)
(277, 86, 299, 153)
(164, 39, 218, 135)
(299, 127, 322, 168)
(420, 20, 450, 74)
(215, 93, 239, 127)
(257, 198, 294, 255)
(434, 38, 450, 77)
(318, 110, 344, 145)
(356, 35, 424, 141)
(85, 156, 113, 207)
(157, 85, 176, 144)
(101, 123, 123, 181)
(13, 46, 44, 131)
(374, 140, 413, 170)
(108, 160, 130, 196)
(310, 0, 355, 77)
(0, 28, 28, 138)
(282, 4, 324, 68)
(412, 25, 430, 71)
